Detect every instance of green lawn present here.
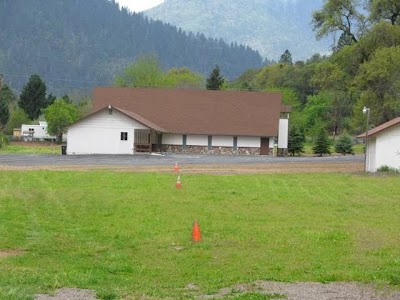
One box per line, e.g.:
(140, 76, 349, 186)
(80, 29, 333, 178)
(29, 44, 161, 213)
(303, 142, 364, 156)
(0, 142, 60, 154)
(0, 171, 399, 299)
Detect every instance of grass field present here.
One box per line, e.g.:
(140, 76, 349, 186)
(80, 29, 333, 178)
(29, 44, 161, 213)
(0, 171, 399, 299)
(0, 142, 60, 154)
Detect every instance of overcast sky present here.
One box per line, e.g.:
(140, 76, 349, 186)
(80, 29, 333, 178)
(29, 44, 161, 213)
(114, 0, 164, 12)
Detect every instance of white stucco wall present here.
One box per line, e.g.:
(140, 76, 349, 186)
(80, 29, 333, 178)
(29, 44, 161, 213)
(162, 133, 183, 145)
(366, 137, 377, 172)
(237, 137, 260, 147)
(67, 109, 148, 155)
(370, 125, 400, 172)
(212, 136, 233, 147)
(187, 135, 208, 146)
(278, 118, 289, 149)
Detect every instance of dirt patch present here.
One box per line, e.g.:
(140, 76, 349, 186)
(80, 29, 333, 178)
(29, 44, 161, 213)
(35, 288, 97, 300)
(203, 281, 400, 300)
(0, 162, 363, 174)
(0, 249, 23, 259)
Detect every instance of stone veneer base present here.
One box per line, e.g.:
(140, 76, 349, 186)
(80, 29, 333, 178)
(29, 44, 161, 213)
(161, 145, 269, 156)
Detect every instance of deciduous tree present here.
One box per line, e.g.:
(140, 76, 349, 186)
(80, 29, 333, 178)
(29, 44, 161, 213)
(4, 107, 30, 135)
(368, 0, 400, 25)
(353, 45, 400, 126)
(43, 99, 79, 144)
(312, 0, 366, 44)
(163, 67, 205, 89)
(114, 54, 165, 88)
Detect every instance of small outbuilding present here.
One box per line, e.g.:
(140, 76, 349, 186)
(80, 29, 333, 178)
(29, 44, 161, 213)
(67, 87, 290, 155)
(358, 117, 400, 172)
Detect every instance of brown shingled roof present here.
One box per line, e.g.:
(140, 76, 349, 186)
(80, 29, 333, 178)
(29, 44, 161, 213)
(92, 87, 287, 137)
(357, 117, 400, 138)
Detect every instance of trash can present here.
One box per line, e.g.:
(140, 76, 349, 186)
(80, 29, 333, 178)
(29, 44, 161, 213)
(61, 145, 67, 155)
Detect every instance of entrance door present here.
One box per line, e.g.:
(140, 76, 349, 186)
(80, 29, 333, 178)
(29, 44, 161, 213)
(260, 138, 270, 155)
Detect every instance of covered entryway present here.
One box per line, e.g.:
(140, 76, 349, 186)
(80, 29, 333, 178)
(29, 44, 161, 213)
(134, 129, 161, 153)
(134, 129, 151, 153)
(260, 138, 270, 155)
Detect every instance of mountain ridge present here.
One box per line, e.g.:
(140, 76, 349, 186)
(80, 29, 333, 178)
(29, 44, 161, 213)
(0, 0, 263, 94)
(145, 0, 331, 61)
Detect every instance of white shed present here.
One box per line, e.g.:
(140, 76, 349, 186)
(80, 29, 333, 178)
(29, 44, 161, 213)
(67, 106, 155, 155)
(358, 117, 400, 172)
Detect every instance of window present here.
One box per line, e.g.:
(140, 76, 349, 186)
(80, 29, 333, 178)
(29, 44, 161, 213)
(29, 128, 34, 132)
(121, 132, 128, 141)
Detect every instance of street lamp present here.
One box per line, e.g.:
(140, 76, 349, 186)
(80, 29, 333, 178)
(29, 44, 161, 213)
(363, 106, 370, 172)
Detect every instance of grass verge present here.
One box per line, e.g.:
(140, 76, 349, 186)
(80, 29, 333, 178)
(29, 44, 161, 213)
(0, 142, 60, 154)
(0, 171, 399, 299)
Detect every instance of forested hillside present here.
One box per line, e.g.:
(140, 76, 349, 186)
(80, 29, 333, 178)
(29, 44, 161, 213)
(145, 0, 330, 61)
(0, 0, 262, 94)
(230, 0, 400, 137)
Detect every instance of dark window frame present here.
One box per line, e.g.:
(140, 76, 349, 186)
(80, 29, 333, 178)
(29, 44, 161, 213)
(121, 132, 128, 141)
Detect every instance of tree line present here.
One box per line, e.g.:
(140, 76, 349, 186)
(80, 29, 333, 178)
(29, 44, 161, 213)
(228, 0, 400, 155)
(0, 0, 263, 95)
(0, 74, 90, 144)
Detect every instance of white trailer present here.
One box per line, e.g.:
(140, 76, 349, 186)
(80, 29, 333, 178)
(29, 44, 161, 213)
(21, 122, 56, 141)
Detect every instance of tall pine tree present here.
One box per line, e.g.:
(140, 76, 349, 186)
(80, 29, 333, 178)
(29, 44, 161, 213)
(19, 74, 48, 120)
(312, 127, 332, 156)
(206, 65, 225, 90)
(279, 49, 293, 65)
(288, 126, 305, 156)
(0, 81, 11, 130)
(0, 96, 10, 130)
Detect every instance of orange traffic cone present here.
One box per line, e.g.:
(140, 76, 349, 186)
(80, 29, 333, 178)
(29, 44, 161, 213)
(192, 220, 201, 242)
(174, 162, 180, 173)
(176, 175, 182, 189)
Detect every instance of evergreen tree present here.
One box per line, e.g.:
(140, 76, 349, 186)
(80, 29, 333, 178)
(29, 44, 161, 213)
(206, 65, 225, 90)
(335, 133, 354, 155)
(333, 32, 355, 52)
(19, 74, 48, 120)
(0, 84, 13, 129)
(0, 96, 9, 130)
(0, 84, 18, 105)
(312, 127, 331, 156)
(279, 49, 293, 65)
(288, 126, 305, 156)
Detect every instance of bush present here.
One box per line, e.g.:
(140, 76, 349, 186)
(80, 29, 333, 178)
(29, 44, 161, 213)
(335, 133, 354, 155)
(0, 132, 10, 148)
(377, 165, 400, 173)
